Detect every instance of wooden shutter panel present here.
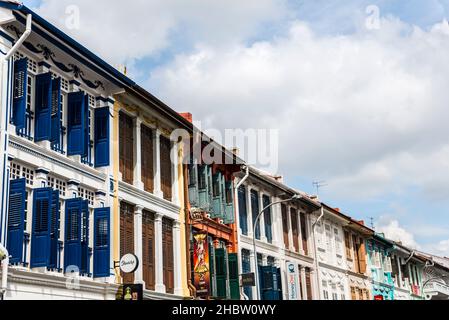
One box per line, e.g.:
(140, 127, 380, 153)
(119, 112, 134, 184)
(160, 135, 172, 201)
(30, 188, 53, 268)
(12, 58, 28, 130)
(305, 268, 313, 300)
(142, 211, 155, 290)
(344, 231, 352, 260)
(215, 248, 226, 299)
(67, 92, 86, 156)
(50, 78, 61, 149)
(291, 208, 299, 253)
(282, 204, 289, 249)
(228, 253, 239, 300)
(64, 198, 82, 272)
(162, 218, 174, 293)
(49, 190, 60, 269)
(141, 125, 154, 193)
(94, 107, 110, 167)
(300, 212, 308, 256)
(120, 202, 135, 283)
(7, 178, 26, 264)
(358, 238, 367, 274)
(93, 207, 110, 278)
(34, 72, 52, 142)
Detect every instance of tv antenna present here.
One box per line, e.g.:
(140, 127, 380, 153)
(313, 181, 328, 197)
(369, 217, 375, 230)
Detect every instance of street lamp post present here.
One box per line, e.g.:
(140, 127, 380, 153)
(252, 194, 301, 301)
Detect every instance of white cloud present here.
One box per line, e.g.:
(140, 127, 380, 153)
(32, 0, 288, 65)
(422, 239, 449, 258)
(149, 18, 449, 202)
(377, 219, 419, 249)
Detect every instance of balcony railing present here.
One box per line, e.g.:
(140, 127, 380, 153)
(424, 281, 449, 297)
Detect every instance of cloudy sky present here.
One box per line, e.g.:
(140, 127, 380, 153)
(22, 0, 449, 257)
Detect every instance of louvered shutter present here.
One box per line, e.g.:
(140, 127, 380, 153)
(291, 209, 299, 253)
(12, 58, 27, 129)
(142, 211, 155, 290)
(141, 125, 154, 192)
(7, 178, 26, 264)
(188, 164, 198, 207)
(263, 196, 272, 243)
(49, 190, 60, 269)
(228, 253, 239, 300)
(300, 212, 308, 256)
(238, 186, 248, 235)
(50, 78, 61, 149)
(251, 190, 260, 239)
(224, 180, 235, 224)
(160, 135, 172, 201)
(211, 173, 222, 219)
(30, 188, 53, 268)
(215, 248, 226, 299)
(94, 107, 110, 167)
(119, 112, 134, 184)
(281, 204, 289, 248)
(305, 268, 313, 300)
(198, 166, 209, 209)
(34, 72, 52, 142)
(163, 218, 174, 293)
(358, 239, 367, 274)
(67, 92, 85, 156)
(93, 207, 110, 278)
(64, 198, 82, 272)
(120, 202, 135, 283)
(262, 266, 276, 300)
(276, 268, 283, 301)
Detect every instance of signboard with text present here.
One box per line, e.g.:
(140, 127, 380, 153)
(286, 262, 299, 300)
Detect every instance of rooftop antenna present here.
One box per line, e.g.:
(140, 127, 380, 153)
(369, 217, 375, 230)
(313, 181, 328, 198)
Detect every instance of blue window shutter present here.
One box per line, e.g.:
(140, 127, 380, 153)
(12, 58, 28, 129)
(30, 188, 53, 268)
(80, 200, 90, 275)
(263, 196, 272, 244)
(83, 95, 90, 158)
(67, 92, 85, 156)
(64, 198, 82, 272)
(50, 78, 62, 148)
(34, 72, 52, 142)
(7, 178, 26, 264)
(238, 186, 248, 235)
(49, 190, 60, 269)
(94, 107, 110, 167)
(93, 207, 110, 278)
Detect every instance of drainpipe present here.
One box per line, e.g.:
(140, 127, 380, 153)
(234, 165, 249, 300)
(0, 13, 32, 302)
(311, 205, 324, 300)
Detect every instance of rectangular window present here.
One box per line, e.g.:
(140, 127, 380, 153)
(238, 186, 248, 235)
(300, 212, 308, 255)
(344, 231, 352, 260)
(119, 112, 134, 184)
(7, 179, 26, 264)
(30, 188, 53, 268)
(263, 195, 273, 244)
(160, 135, 172, 201)
(251, 190, 260, 240)
(142, 211, 155, 290)
(94, 107, 110, 167)
(305, 267, 313, 300)
(281, 204, 289, 249)
(120, 202, 135, 284)
(141, 125, 154, 193)
(291, 208, 299, 253)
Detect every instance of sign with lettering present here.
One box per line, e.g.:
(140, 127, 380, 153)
(374, 295, 384, 301)
(241, 273, 256, 287)
(120, 253, 139, 274)
(193, 233, 210, 298)
(286, 262, 299, 300)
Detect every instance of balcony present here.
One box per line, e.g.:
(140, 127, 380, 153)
(424, 281, 449, 300)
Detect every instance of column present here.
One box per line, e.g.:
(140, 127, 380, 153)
(310, 269, 317, 300)
(278, 259, 288, 300)
(133, 118, 144, 189)
(171, 141, 180, 205)
(262, 254, 268, 266)
(396, 255, 403, 288)
(249, 250, 258, 300)
(154, 213, 165, 293)
(173, 220, 183, 296)
(67, 180, 80, 198)
(153, 129, 163, 198)
(134, 205, 144, 285)
(246, 186, 253, 238)
(259, 192, 267, 242)
(287, 206, 295, 252)
(300, 266, 307, 300)
(272, 200, 282, 248)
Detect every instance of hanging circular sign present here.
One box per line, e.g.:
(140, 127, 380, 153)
(120, 254, 139, 274)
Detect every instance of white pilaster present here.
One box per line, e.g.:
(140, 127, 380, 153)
(297, 212, 305, 255)
(153, 129, 163, 198)
(300, 266, 307, 300)
(35, 168, 49, 188)
(133, 118, 144, 189)
(67, 180, 79, 198)
(246, 186, 253, 238)
(173, 220, 183, 296)
(154, 213, 165, 293)
(249, 250, 257, 300)
(287, 206, 295, 252)
(134, 205, 144, 285)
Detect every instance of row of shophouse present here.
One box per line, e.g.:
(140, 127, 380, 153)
(0, 1, 449, 301)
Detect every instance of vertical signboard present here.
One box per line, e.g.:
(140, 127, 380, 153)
(193, 233, 210, 298)
(286, 262, 300, 300)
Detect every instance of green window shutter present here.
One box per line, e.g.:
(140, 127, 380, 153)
(228, 253, 240, 300)
(215, 248, 226, 299)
